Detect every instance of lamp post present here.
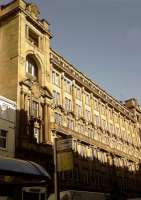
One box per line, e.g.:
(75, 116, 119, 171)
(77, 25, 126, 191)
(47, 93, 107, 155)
(53, 136, 60, 200)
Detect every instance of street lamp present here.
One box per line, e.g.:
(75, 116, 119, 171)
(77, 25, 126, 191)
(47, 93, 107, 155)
(53, 132, 60, 200)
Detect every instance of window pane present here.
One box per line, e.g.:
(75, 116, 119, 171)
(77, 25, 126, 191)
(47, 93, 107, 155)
(52, 71, 60, 87)
(0, 130, 7, 137)
(26, 56, 38, 78)
(28, 28, 39, 47)
(55, 113, 62, 125)
(26, 62, 32, 74)
(32, 101, 39, 117)
(34, 128, 40, 143)
(0, 129, 7, 148)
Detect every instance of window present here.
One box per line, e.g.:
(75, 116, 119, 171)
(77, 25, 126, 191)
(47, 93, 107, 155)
(76, 86, 82, 100)
(52, 71, 60, 87)
(76, 104, 82, 117)
(55, 112, 62, 126)
(65, 97, 72, 112)
(100, 103, 106, 116)
(26, 56, 38, 78)
(28, 28, 39, 47)
(0, 129, 7, 149)
(78, 122, 85, 134)
(93, 97, 99, 111)
(67, 118, 74, 129)
(101, 119, 106, 130)
(72, 140, 78, 152)
(85, 109, 91, 121)
(109, 123, 114, 134)
(53, 90, 61, 105)
(115, 127, 119, 137)
(114, 112, 118, 123)
(34, 127, 40, 143)
(85, 93, 90, 105)
(86, 127, 93, 138)
(64, 78, 72, 94)
(32, 101, 39, 118)
(94, 114, 100, 127)
(109, 108, 113, 119)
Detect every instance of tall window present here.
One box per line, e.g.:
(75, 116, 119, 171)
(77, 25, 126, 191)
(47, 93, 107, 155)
(52, 70, 60, 87)
(77, 121, 85, 134)
(100, 103, 106, 116)
(64, 78, 72, 94)
(55, 112, 62, 126)
(34, 127, 40, 143)
(65, 97, 72, 112)
(94, 114, 100, 127)
(108, 108, 113, 119)
(109, 123, 114, 134)
(101, 119, 106, 130)
(32, 101, 39, 118)
(28, 28, 39, 47)
(0, 129, 7, 149)
(76, 104, 82, 117)
(85, 109, 91, 121)
(85, 92, 90, 105)
(53, 90, 61, 105)
(93, 97, 99, 111)
(26, 56, 38, 78)
(76, 86, 82, 100)
(67, 118, 74, 130)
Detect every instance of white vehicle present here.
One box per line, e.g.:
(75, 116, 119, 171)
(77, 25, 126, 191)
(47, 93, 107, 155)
(127, 199, 141, 200)
(22, 187, 47, 200)
(48, 190, 110, 200)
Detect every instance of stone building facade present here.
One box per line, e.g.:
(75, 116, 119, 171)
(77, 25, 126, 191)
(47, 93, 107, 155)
(0, 0, 141, 198)
(0, 96, 16, 157)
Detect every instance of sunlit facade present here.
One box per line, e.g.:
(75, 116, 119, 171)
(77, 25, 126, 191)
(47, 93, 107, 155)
(0, 0, 141, 198)
(50, 50, 141, 169)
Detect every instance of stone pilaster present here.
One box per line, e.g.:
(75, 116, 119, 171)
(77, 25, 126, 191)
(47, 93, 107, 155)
(61, 72, 64, 107)
(72, 80, 76, 114)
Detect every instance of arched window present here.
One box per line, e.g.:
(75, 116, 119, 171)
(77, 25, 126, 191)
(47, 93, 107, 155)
(25, 55, 38, 79)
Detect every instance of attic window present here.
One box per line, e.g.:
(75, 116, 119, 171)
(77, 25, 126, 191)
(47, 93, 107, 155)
(28, 28, 39, 47)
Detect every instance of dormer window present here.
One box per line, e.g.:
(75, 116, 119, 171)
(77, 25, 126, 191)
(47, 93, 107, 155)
(26, 55, 38, 79)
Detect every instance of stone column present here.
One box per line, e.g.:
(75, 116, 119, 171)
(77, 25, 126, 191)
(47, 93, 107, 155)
(43, 98, 51, 143)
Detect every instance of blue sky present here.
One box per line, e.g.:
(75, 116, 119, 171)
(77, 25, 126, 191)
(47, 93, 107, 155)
(2, 0, 141, 104)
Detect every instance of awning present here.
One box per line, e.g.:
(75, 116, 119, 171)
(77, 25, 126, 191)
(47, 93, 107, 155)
(0, 156, 51, 181)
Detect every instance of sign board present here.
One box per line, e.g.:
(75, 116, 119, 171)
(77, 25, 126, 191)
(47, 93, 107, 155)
(55, 137, 73, 171)
(56, 138, 72, 152)
(57, 151, 73, 172)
